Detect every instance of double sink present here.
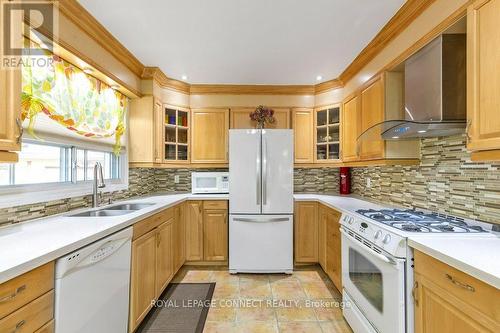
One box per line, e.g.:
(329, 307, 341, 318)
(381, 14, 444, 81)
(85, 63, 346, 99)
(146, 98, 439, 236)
(68, 203, 155, 217)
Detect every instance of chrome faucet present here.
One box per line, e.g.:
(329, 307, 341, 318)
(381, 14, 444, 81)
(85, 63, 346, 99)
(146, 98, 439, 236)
(92, 162, 106, 208)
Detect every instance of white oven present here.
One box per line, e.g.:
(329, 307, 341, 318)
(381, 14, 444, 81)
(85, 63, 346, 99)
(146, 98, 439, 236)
(341, 226, 406, 333)
(191, 172, 229, 194)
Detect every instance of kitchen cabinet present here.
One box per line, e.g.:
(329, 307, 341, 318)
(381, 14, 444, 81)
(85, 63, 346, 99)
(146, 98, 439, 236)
(129, 229, 157, 332)
(360, 76, 385, 160)
(231, 107, 290, 129)
(292, 108, 314, 164)
(186, 200, 229, 263)
(294, 201, 318, 263)
(318, 205, 327, 268)
(341, 94, 361, 162)
(325, 207, 342, 291)
(203, 208, 228, 261)
(163, 105, 190, 163)
(173, 203, 186, 272)
(467, 0, 500, 159)
(0, 67, 22, 163)
(129, 96, 164, 165)
(315, 105, 341, 162)
(413, 250, 500, 333)
(155, 218, 174, 296)
(191, 109, 229, 164)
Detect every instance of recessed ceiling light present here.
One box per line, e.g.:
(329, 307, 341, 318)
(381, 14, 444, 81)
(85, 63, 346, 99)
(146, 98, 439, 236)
(392, 136, 399, 139)
(83, 67, 93, 74)
(417, 130, 427, 133)
(316, 75, 323, 81)
(181, 75, 188, 81)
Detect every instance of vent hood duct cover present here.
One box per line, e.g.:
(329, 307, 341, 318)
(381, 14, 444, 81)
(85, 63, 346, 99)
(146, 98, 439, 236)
(359, 34, 466, 142)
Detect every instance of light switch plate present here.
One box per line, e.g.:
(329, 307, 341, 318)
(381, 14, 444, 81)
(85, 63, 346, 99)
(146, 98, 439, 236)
(174, 175, 180, 184)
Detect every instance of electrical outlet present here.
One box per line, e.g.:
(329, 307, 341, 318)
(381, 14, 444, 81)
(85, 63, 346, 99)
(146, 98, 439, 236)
(366, 177, 371, 188)
(174, 175, 180, 184)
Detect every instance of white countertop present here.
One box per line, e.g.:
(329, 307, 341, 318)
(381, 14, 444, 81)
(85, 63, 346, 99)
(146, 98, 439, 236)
(408, 236, 500, 289)
(1, 192, 499, 290)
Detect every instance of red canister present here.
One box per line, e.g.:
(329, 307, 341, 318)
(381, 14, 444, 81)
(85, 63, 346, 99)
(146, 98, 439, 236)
(339, 167, 351, 195)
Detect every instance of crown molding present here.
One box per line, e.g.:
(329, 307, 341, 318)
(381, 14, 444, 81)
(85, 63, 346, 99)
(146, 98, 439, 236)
(142, 67, 191, 94)
(338, 0, 437, 84)
(58, 0, 145, 77)
(314, 79, 344, 94)
(189, 84, 316, 95)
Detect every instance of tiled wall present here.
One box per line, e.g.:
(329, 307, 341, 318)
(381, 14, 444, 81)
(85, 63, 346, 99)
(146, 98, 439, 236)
(351, 135, 500, 224)
(0, 167, 338, 227)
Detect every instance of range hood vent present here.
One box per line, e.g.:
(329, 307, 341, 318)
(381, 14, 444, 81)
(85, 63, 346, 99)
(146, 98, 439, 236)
(360, 34, 467, 142)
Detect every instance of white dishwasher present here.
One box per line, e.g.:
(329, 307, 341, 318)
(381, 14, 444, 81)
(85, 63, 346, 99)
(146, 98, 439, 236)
(55, 227, 132, 333)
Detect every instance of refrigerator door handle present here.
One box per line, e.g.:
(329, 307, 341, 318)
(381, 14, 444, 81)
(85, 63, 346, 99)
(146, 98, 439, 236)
(256, 139, 261, 205)
(262, 137, 267, 205)
(233, 217, 289, 223)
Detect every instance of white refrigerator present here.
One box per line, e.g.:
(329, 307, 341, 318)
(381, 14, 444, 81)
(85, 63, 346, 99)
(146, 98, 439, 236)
(229, 129, 294, 273)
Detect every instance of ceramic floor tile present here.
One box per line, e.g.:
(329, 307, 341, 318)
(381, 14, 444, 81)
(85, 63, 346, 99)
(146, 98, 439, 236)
(278, 321, 323, 333)
(181, 270, 214, 282)
(293, 271, 324, 283)
(239, 281, 272, 299)
(236, 302, 276, 322)
(206, 302, 237, 322)
(269, 274, 299, 283)
(235, 320, 279, 333)
(212, 271, 240, 283)
(275, 303, 317, 322)
(203, 321, 237, 333)
(320, 320, 353, 333)
(239, 274, 270, 283)
(310, 299, 344, 321)
(271, 280, 307, 300)
(301, 281, 336, 299)
(212, 282, 240, 299)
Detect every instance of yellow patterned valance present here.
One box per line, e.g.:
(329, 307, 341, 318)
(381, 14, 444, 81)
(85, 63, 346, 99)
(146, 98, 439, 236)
(21, 39, 127, 154)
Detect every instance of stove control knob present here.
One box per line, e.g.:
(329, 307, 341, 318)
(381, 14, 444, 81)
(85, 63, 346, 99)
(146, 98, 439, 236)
(382, 234, 392, 244)
(374, 230, 382, 240)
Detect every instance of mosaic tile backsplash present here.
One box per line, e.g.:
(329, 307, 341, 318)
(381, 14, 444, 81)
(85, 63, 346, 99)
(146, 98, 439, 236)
(351, 135, 500, 225)
(0, 167, 338, 227)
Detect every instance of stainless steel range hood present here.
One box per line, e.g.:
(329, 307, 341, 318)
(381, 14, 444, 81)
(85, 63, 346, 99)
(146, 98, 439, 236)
(365, 34, 467, 141)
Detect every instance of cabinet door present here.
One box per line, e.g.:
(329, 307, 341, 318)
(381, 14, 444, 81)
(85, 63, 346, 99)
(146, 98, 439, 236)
(292, 108, 314, 163)
(294, 202, 318, 263)
(156, 218, 174, 295)
(360, 76, 385, 160)
(318, 205, 327, 269)
(153, 99, 164, 163)
(231, 108, 290, 129)
(173, 203, 186, 271)
(414, 274, 493, 333)
(191, 109, 229, 163)
(203, 209, 228, 261)
(467, 0, 500, 152)
(325, 209, 342, 292)
(341, 94, 360, 162)
(186, 201, 203, 261)
(0, 67, 22, 155)
(129, 230, 157, 332)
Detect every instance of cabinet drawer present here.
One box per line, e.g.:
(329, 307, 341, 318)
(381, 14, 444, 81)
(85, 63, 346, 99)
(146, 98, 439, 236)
(133, 208, 174, 240)
(414, 250, 500, 323)
(34, 319, 54, 333)
(203, 201, 228, 210)
(0, 263, 54, 319)
(0, 290, 54, 333)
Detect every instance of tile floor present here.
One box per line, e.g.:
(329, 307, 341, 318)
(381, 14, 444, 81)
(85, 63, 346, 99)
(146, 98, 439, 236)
(171, 266, 353, 333)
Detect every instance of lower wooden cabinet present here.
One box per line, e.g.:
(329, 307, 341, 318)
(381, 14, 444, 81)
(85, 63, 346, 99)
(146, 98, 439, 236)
(186, 200, 228, 263)
(294, 201, 318, 263)
(173, 203, 186, 272)
(318, 206, 327, 268)
(413, 250, 500, 333)
(325, 207, 342, 291)
(155, 218, 174, 296)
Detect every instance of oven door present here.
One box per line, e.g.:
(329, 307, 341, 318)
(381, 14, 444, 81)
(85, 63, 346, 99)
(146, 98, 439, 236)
(341, 228, 406, 333)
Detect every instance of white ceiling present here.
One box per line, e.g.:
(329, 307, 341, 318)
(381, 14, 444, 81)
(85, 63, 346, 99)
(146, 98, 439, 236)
(79, 0, 405, 85)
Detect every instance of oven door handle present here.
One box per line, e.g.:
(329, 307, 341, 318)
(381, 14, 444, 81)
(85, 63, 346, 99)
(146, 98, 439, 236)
(340, 228, 398, 266)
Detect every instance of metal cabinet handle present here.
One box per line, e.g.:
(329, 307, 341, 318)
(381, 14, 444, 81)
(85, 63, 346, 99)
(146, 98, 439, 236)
(16, 118, 23, 144)
(445, 274, 475, 292)
(10, 319, 25, 333)
(412, 281, 419, 306)
(0, 285, 26, 303)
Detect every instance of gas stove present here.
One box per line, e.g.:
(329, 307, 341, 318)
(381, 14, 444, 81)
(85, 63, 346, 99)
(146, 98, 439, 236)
(356, 208, 487, 233)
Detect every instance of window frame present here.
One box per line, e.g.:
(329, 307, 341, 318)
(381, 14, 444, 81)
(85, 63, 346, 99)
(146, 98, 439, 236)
(0, 140, 129, 210)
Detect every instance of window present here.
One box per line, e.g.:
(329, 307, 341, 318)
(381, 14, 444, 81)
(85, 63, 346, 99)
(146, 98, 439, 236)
(0, 142, 121, 186)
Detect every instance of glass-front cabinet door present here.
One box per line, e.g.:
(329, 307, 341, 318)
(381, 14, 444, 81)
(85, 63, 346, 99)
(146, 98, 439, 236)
(163, 105, 190, 163)
(315, 105, 341, 162)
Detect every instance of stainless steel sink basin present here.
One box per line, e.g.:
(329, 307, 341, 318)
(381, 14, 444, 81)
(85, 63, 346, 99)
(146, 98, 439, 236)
(107, 203, 155, 211)
(68, 210, 135, 217)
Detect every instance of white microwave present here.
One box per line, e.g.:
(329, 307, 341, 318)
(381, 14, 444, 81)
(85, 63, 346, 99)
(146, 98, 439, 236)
(191, 172, 229, 194)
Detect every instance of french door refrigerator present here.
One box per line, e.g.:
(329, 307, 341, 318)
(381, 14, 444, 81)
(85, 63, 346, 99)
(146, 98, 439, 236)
(229, 129, 293, 273)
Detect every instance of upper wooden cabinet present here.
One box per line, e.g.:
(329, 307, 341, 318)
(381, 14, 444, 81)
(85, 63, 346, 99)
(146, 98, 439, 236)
(292, 108, 314, 164)
(315, 105, 341, 163)
(163, 105, 190, 163)
(191, 109, 229, 163)
(231, 108, 290, 129)
(467, 0, 500, 158)
(342, 94, 361, 162)
(0, 67, 22, 163)
(360, 76, 385, 160)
